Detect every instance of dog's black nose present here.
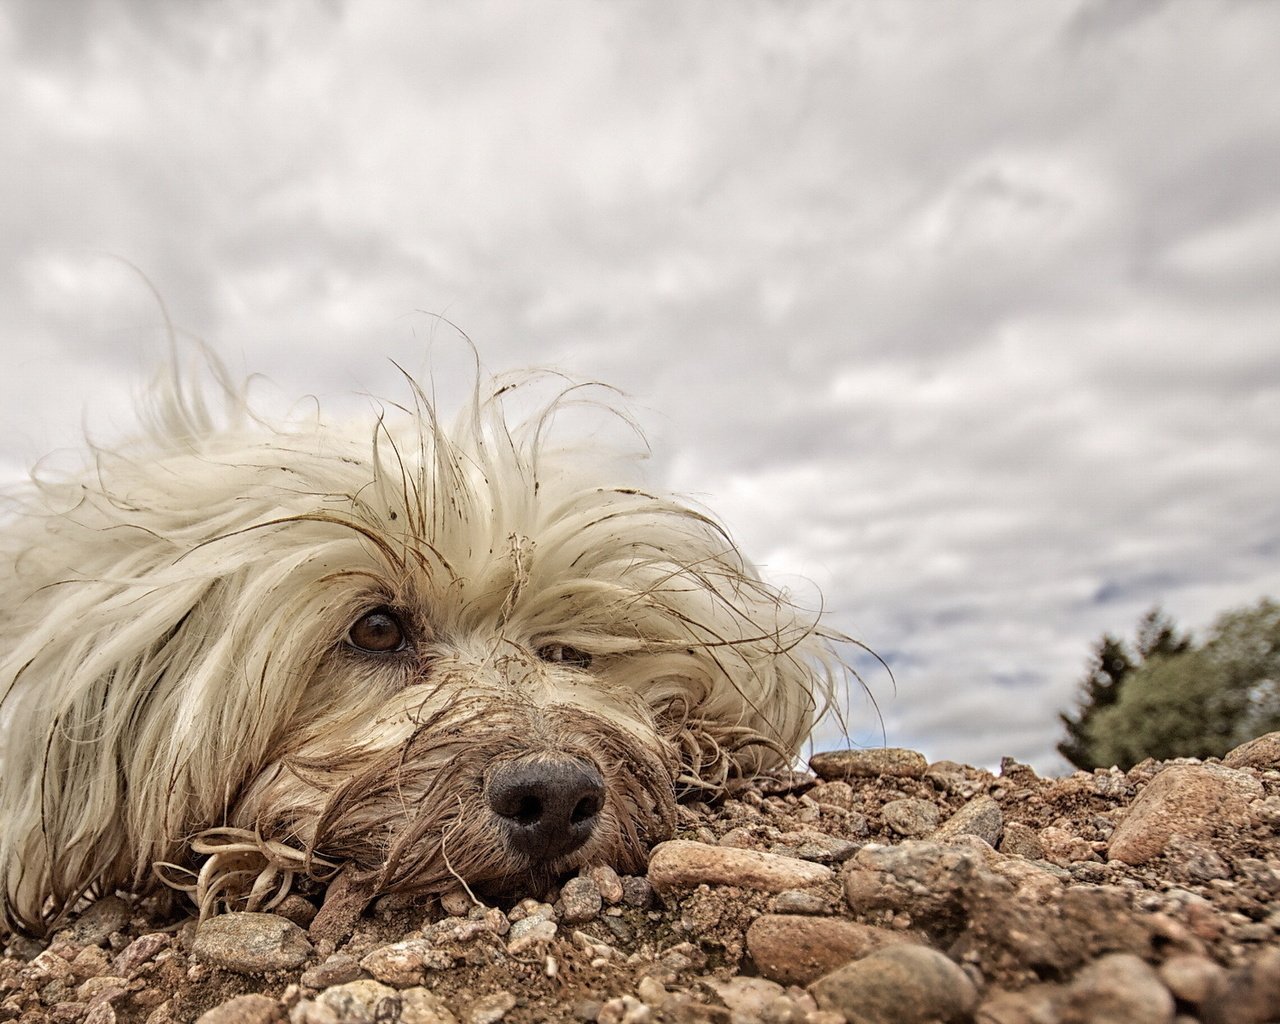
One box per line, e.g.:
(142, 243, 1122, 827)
(486, 757, 605, 863)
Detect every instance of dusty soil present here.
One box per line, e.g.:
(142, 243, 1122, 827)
(3, 736, 1278, 1024)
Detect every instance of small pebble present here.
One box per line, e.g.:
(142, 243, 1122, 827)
(466, 990, 517, 1024)
(1158, 954, 1225, 1006)
(998, 821, 1045, 859)
(399, 985, 460, 1024)
(309, 979, 399, 1024)
(621, 876, 655, 908)
(882, 798, 939, 837)
(360, 939, 453, 986)
(195, 994, 282, 1024)
(440, 889, 474, 917)
(932, 796, 1003, 847)
(110, 932, 169, 978)
(558, 877, 603, 924)
(588, 865, 625, 904)
(596, 995, 650, 1024)
(506, 917, 557, 955)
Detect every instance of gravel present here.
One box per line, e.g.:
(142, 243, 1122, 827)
(2, 731, 1277, 1023)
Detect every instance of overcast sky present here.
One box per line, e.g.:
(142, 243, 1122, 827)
(3, 1, 1279, 774)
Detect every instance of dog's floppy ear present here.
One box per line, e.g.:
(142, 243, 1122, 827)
(0, 533, 215, 932)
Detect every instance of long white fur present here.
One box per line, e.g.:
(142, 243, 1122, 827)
(0, 360, 844, 934)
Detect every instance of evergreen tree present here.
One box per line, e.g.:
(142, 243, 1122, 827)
(1134, 606, 1192, 660)
(1061, 598, 1280, 770)
(1057, 633, 1134, 769)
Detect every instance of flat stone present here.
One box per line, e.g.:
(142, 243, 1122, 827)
(301, 953, 365, 989)
(1057, 953, 1174, 1024)
(1108, 764, 1263, 865)
(809, 943, 978, 1024)
(192, 913, 313, 974)
(703, 976, 787, 1017)
(195, 994, 283, 1024)
(748, 914, 908, 985)
(1223, 731, 1280, 770)
(772, 889, 828, 914)
(648, 840, 833, 893)
(932, 796, 1003, 847)
(811, 748, 928, 780)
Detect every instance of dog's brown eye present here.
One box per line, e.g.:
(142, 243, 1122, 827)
(537, 643, 592, 670)
(346, 609, 407, 654)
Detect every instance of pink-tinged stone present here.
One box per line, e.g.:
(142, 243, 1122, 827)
(747, 914, 909, 985)
(1107, 764, 1262, 866)
(1223, 731, 1280, 770)
(648, 840, 833, 893)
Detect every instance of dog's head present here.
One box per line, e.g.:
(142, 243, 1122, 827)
(0, 365, 846, 933)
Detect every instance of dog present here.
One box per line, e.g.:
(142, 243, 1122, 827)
(0, 358, 845, 935)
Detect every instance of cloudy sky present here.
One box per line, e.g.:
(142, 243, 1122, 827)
(3, 1, 1279, 774)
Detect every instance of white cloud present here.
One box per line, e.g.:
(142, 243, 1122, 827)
(2, 0, 1279, 773)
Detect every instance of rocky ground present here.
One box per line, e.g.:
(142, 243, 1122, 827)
(3, 733, 1279, 1024)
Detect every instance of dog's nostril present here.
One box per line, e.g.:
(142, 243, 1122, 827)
(571, 793, 602, 824)
(513, 795, 543, 826)
(486, 756, 606, 863)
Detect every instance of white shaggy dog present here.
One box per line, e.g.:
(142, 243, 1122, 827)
(0, 360, 844, 935)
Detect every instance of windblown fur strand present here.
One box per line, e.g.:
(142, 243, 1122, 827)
(0, 362, 846, 934)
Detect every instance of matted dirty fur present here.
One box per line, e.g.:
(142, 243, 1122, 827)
(0, 358, 849, 934)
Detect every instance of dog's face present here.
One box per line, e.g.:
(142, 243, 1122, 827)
(0, 370, 839, 933)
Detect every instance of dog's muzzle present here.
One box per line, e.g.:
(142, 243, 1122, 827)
(485, 754, 606, 864)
